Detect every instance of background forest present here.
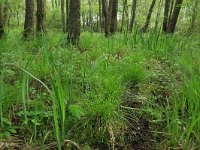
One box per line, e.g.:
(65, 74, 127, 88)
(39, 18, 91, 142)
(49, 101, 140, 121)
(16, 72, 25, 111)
(0, 0, 200, 149)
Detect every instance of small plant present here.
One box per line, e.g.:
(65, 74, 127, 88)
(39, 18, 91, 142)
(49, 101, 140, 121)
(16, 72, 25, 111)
(0, 117, 17, 139)
(120, 53, 146, 86)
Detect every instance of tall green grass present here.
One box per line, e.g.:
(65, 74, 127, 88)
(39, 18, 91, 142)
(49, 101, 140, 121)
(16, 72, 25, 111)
(165, 49, 200, 148)
(0, 29, 199, 149)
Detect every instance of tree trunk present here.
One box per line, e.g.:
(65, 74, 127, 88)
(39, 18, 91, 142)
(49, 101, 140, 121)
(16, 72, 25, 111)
(68, 0, 80, 44)
(96, 14, 99, 30)
(120, 0, 127, 32)
(82, 12, 86, 29)
(154, 0, 163, 29)
(163, 0, 170, 32)
(61, 0, 66, 32)
(167, 0, 183, 33)
(24, 0, 34, 38)
(169, 0, 174, 22)
(98, 0, 102, 31)
(36, 0, 45, 33)
(141, 0, 156, 32)
(110, 0, 118, 34)
(108, 0, 113, 28)
(66, 0, 69, 32)
(189, 0, 198, 32)
(86, 15, 89, 27)
(155, 0, 163, 29)
(17, 2, 20, 26)
(129, 0, 137, 32)
(88, 0, 93, 32)
(102, 0, 109, 36)
(0, 2, 4, 38)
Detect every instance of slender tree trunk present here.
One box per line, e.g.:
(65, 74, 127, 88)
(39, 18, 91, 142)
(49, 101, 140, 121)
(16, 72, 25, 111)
(124, 0, 129, 31)
(88, 0, 93, 31)
(163, 0, 170, 32)
(96, 14, 99, 30)
(169, 0, 174, 22)
(36, 0, 45, 33)
(24, 0, 34, 38)
(82, 12, 86, 29)
(167, 0, 183, 33)
(141, 0, 156, 32)
(120, 0, 127, 32)
(129, 0, 137, 32)
(61, 0, 66, 32)
(86, 15, 89, 27)
(98, 0, 102, 31)
(155, 0, 163, 29)
(108, 0, 113, 28)
(17, 2, 20, 26)
(189, 0, 198, 32)
(102, 0, 109, 36)
(66, 0, 69, 32)
(68, 0, 81, 44)
(110, 0, 118, 34)
(17, 10, 20, 26)
(0, 2, 4, 38)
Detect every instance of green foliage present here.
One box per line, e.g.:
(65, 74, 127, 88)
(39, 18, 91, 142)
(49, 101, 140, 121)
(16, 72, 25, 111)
(120, 53, 146, 86)
(0, 118, 17, 139)
(1, 0, 200, 148)
(165, 44, 200, 148)
(0, 29, 200, 149)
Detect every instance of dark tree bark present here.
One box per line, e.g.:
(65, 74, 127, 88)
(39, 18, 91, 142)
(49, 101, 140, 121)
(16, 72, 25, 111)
(155, 0, 163, 29)
(86, 15, 89, 27)
(66, 0, 69, 32)
(169, 0, 174, 22)
(110, 0, 118, 34)
(108, 0, 113, 27)
(141, 0, 156, 32)
(0, 2, 4, 38)
(102, 0, 109, 36)
(163, 0, 170, 32)
(68, 0, 80, 44)
(61, 0, 66, 32)
(129, 0, 137, 32)
(36, 0, 45, 33)
(120, 0, 128, 32)
(167, 0, 183, 33)
(24, 0, 34, 38)
(96, 14, 99, 30)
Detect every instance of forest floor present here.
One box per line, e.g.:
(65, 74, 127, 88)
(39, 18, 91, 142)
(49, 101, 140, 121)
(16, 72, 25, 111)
(0, 30, 200, 150)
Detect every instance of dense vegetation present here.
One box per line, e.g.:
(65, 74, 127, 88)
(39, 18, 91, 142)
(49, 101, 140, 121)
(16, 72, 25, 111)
(0, 0, 200, 149)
